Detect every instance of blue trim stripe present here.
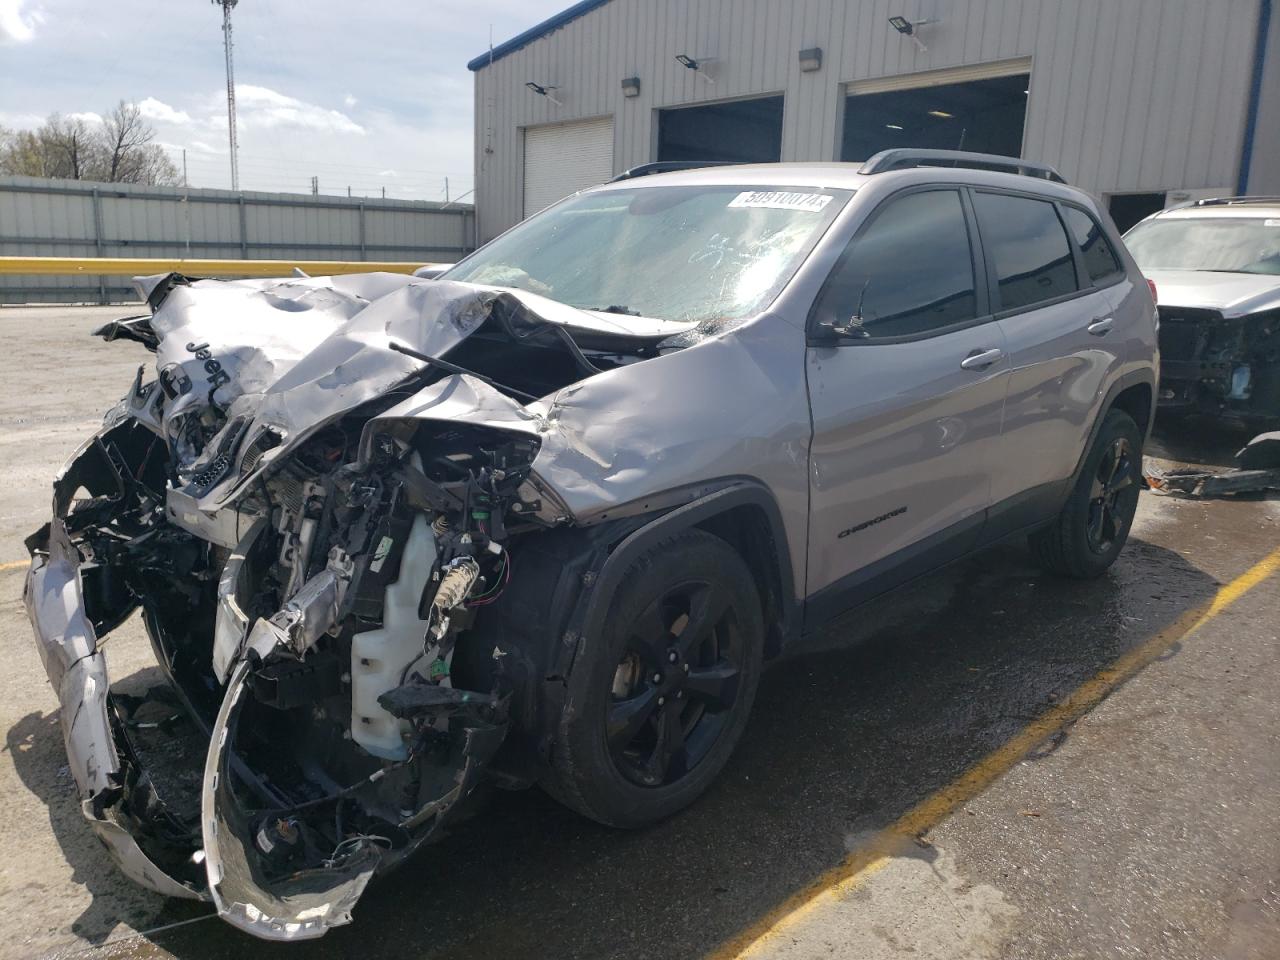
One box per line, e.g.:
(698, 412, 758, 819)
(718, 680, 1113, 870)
(467, 0, 615, 71)
(1238, 0, 1273, 194)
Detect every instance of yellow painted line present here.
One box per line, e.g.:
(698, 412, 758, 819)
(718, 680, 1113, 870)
(0, 256, 446, 277)
(709, 545, 1280, 960)
(0, 560, 28, 573)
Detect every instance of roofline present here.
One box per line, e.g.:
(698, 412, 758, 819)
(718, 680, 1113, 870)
(467, 0, 614, 72)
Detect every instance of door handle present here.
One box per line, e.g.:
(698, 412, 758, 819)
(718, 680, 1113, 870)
(960, 348, 1004, 370)
(1087, 317, 1114, 336)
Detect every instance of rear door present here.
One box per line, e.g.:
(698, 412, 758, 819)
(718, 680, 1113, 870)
(804, 187, 1008, 617)
(975, 191, 1128, 524)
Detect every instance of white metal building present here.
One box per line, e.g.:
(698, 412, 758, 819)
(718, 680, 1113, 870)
(469, 0, 1279, 242)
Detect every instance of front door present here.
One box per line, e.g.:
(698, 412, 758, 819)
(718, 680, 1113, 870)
(804, 188, 1008, 620)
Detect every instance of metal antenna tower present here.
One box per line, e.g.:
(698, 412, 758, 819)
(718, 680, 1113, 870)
(212, 0, 240, 191)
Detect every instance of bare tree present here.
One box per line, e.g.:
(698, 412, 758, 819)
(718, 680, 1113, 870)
(0, 103, 179, 185)
(46, 115, 97, 180)
(99, 101, 169, 183)
(0, 115, 95, 179)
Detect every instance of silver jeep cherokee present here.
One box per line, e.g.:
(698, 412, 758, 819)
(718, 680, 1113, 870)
(25, 149, 1158, 939)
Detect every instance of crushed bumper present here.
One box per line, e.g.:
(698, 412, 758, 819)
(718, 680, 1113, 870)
(27, 502, 509, 941)
(24, 521, 205, 902)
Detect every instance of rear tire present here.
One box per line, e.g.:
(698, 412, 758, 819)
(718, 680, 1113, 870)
(543, 529, 763, 828)
(1029, 409, 1143, 579)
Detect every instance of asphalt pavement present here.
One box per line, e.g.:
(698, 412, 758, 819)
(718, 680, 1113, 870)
(0, 305, 1277, 960)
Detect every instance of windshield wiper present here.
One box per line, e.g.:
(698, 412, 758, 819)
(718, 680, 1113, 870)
(388, 341, 540, 402)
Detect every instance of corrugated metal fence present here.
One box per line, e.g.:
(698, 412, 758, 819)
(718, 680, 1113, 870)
(0, 175, 476, 303)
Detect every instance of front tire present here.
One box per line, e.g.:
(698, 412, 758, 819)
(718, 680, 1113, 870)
(1029, 408, 1143, 579)
(544, 529, 764, 828)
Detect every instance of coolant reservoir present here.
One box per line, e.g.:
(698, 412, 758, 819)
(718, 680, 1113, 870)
(351, 512, 438, 760)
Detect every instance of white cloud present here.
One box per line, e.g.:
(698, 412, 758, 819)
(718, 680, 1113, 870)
(0, 0, 43, 44)
(343, 94, 358, 109)
(138, 96, 191, 125)
(0, 110, 44, 129)
(235, 84, 364, 135)
(66, 110, 103, 126)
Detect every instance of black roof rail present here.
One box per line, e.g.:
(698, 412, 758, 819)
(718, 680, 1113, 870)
(858, 149, 1066, 183)
(610, 160, 743, 182)
(1192, 195, 1280, 207)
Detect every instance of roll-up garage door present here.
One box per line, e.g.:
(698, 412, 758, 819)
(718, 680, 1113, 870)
(522, 117, 615, 219)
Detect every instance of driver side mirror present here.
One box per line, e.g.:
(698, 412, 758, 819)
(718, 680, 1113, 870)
(815, 279, 873, 341)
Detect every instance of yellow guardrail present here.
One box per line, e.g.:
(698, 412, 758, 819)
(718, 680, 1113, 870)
(0, 256, 445, 277)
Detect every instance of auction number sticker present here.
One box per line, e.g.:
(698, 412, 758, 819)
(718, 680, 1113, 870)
(729, 191, 833, 213)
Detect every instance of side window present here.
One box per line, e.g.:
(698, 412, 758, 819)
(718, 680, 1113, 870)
(973, 192, 1079, 311)
(1062, 205, 1124, 283)
(813, 190, 977, 339)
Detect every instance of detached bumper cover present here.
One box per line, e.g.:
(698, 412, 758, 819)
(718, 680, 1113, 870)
(24, 521, 204, 901)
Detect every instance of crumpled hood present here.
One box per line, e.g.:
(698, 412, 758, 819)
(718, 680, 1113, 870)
(123, 273, 691, 508)
(1145, 269, 1280, 317)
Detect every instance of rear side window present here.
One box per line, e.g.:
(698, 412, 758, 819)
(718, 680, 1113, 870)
(974, 192, 1079, 311)
(1062, 206, 1123, 282)
(812, 190, 977, 339)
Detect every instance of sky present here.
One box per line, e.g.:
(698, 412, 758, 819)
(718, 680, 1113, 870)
(0, 0, 569, 201)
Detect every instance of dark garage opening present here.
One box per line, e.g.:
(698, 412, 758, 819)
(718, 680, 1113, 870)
(658, 95, 784, 163)
(1108, 193, 1168, 232)
(841, 73, 1029, 163)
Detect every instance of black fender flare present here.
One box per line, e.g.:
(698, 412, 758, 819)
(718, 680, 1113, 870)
(478, 480, 800, 784)
(575, 480, 800, 664)
(1070, 367, 1157, 488)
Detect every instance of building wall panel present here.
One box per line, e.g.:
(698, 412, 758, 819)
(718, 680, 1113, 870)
(474, 0, 1267, 239)
(0, 175, 475, 303)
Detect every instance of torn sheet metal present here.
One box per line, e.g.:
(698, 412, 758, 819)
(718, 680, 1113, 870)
(27, 269, 686, 939)
(25, 524, 204, 901)
(1145, 464, 1280, 496)
(201, 662, 379, 941)
(1144, 431, 1280, 497)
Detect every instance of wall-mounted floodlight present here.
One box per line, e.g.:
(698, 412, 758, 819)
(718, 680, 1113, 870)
(888, 15, 935, 52)
(675, 53, 715, 83)
(798, 47, 823, 72)
(525, 81, 563, 106)
(621, 76, 641, 98)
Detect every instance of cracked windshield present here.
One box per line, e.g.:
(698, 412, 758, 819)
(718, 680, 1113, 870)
(445, 185, 852, 322)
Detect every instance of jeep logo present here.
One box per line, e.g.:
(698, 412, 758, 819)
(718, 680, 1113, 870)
(186, 341, 231, 391)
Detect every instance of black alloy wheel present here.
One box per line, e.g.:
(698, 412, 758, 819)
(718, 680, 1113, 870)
(607, 579, 744, 788)
(1086, 435, 1138, 554)
(542, 528, 764, 828)
(1029, 407, 1144, 579)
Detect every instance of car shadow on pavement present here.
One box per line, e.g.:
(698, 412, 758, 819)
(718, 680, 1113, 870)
(9, 534, 1217, 959)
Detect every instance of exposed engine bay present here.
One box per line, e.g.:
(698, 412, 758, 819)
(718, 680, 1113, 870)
(24, 272, 703, 939)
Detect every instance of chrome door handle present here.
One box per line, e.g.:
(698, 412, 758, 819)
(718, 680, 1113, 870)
(960, 348, 1005, 370)
(1087, 317, 1114, 336)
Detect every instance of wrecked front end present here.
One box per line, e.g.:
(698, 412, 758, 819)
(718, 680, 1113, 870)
(1156, 305, 1280, 420)
(24, 273, 668, 939)
(1148, 272, 1280, 423)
